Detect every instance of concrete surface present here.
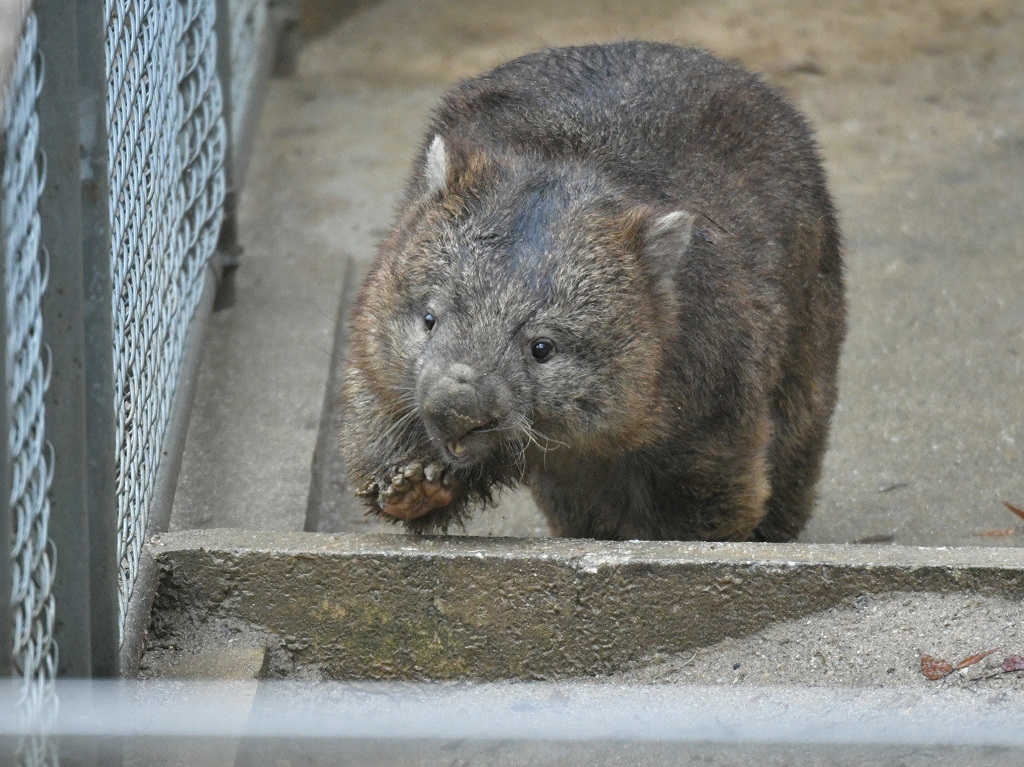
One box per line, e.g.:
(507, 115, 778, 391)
(141, 529, 1024, 685)
(172, 0, 1024, 548)
(149, 0, 1024, 733)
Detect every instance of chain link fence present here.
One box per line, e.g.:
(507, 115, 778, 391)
(2, 1, 287, 761)
(107, 0, 227, 636)
(1, 9, 58, 766)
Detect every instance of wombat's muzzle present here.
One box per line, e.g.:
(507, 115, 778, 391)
(420, 362, 511, 464)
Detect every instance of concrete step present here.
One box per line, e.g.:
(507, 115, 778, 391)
(140, 529, 1024, 686)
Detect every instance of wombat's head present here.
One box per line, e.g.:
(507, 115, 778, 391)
(351, 135, 695, 499)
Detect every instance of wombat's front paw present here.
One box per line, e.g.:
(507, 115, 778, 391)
(372, 461, 455, 522)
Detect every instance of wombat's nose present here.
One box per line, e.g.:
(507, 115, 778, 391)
(421, 374, 491, 444)
(446, 363, 479, 386)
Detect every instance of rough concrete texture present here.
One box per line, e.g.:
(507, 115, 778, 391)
(214, 741, 1024, 767)
(620, 591, 1024, 689)
(143, 529, 1024, 687)
(172, 0, 1024, 546)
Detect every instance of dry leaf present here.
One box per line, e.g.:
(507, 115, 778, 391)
(919, 651, 954, 680)
(954, 649, 998, 670)
(1003, 501, 1024, 521)
(976, 528, 1018, 537)
(1002, 654, 1024, 673)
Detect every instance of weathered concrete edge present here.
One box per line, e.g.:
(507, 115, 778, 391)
(146, 529, 1024, 681)
(304, 255, 359, 533)
(151, 528, 1024, 570)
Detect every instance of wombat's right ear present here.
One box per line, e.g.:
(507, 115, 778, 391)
(633, 209, 696, 307)
(644, 210, 696, 267)
(424, 135, 449, 196)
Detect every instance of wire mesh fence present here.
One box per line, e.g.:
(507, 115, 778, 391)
(2, 0, 57, 719)
(106, 0, 226, 637)
(2, 0, 279, 714)
(2, 2, 279, 753)
(1, 9, 58, 766)
(178, 0, 227, 325)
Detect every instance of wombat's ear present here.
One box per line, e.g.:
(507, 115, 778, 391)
(424, 135, 449, 196)
(643, 210, 696, 272)
(635, 209, 694, 312)
(422, 134, 489, 198)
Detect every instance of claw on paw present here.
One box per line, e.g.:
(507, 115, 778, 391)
(379, 460, 454, 521)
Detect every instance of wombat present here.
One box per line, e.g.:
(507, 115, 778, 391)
(341, 42, 845, 542)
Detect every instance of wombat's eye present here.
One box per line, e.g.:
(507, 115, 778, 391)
(530, 338, 555, 362)
(423, 312, 436, 332)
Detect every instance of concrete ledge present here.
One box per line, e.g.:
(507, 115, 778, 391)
(148, 530, 1024, 681)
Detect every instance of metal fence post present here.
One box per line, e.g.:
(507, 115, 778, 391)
(75, 0, 120, 679)
(213, 0, 294, 310)
(0, 64, 13, 684)
(34, 0, 98, 680)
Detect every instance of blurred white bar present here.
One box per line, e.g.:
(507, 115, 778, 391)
(1, 679, 1023, 745)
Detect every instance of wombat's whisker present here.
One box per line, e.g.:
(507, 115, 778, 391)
(530, 428, 567, 452)
(471, 422, 516, 435)
(390, 387, 419, 407)
(500, 431, 529, 482)
(378, 407, 419, 445)
(514, 415, 566, 459)
(504, 414, 558, 472)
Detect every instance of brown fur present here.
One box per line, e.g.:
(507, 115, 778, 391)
(341, 42, 845, 542)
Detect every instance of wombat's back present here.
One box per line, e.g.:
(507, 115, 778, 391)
(425, 43, 837, 265)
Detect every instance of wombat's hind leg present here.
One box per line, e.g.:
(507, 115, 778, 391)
(750, 434, 826, 542)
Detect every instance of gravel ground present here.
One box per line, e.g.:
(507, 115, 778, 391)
(619, 591, 1024, 690)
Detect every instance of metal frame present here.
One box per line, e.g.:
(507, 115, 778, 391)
(33, 0, 122, 681)
(0, 45, 15, 683)
(0, 0, 15, 671)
